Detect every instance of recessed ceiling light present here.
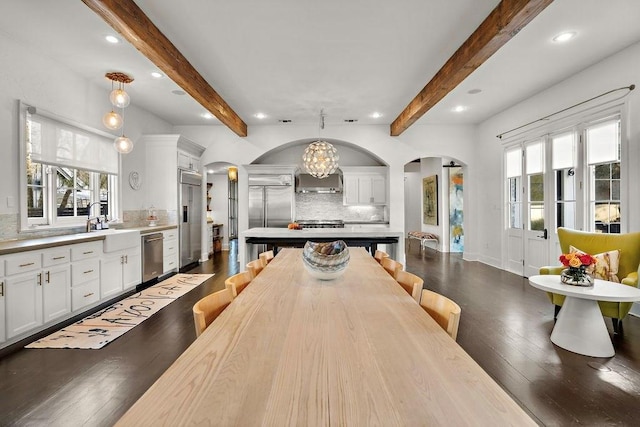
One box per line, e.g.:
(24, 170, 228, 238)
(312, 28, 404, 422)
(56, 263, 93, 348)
(452, 106, 467, 113)
(201, 113, 214, 120)
(467, 89, 482, 95)
(254, 113, 267, 119)
(207, 169, 214, 174)
(105, 35, 119, 44)
(370, 112, 383, 119)
(552, 31, 576, 43)
(172, 90, 186, 96)
(151, 71, 163, 78)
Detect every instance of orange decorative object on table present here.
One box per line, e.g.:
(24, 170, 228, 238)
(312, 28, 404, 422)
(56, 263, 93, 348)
(559, 252, 596, 286)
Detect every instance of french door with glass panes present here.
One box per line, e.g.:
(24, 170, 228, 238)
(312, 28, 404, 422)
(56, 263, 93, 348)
(503, 115, 622, 278)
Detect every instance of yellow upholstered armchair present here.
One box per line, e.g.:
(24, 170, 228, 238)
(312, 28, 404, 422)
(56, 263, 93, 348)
(539, 227, 640, 334)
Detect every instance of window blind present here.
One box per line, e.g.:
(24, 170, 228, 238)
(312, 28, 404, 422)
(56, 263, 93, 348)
(27, 112, 118, 174)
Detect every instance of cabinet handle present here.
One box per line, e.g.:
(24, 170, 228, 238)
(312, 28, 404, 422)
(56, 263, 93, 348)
(46, 271, 50, 283)
(84, 292, 94, 298)
(125, 255, 128, 264)
(0, 281, 4, 296)
(19, 262, 35, 267)
(84, 269, 94, 274)
(37, 273, 42, 286)
(83, 251, 94, 255)
(52, 256, 66, 260)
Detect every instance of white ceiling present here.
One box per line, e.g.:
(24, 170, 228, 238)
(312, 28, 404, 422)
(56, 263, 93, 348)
(2, 0, 640, 129)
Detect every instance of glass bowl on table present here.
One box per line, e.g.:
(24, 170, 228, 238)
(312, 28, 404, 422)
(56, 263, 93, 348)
(302, 240, 350, 280)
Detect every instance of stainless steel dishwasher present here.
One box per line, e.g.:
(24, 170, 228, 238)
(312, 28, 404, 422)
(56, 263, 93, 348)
(142, 233, 164, 283)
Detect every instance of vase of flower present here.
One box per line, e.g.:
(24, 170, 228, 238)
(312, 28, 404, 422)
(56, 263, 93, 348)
(559, 252, 596, 287)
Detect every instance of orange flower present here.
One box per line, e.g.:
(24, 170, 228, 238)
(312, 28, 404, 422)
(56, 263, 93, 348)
(569, 257, 582, 268)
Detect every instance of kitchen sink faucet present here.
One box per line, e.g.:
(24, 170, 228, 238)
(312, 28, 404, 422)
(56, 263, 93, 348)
(86, 201, 102, 232)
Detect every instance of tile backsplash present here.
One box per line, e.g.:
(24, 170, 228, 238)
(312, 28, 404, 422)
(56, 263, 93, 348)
(295, 193, 386, 222)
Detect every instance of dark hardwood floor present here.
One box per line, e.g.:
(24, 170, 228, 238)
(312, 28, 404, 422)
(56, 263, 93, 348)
(1, 243, 639, 426)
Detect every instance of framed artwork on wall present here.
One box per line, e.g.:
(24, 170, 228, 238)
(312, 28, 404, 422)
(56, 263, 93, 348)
(422, 175, 438, 225)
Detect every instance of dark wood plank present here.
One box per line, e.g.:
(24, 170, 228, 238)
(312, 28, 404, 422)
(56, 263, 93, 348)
(81, 0, 248, 137)
(390, 0, 554, 136)
(1, 242, 639, 425)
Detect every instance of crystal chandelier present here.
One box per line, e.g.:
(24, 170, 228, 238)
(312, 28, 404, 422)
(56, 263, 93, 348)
(103, 72, 134, 153)
(302, 110, 339, 178)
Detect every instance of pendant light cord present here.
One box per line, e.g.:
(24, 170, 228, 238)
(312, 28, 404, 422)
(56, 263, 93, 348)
(497, 84, 635, 139)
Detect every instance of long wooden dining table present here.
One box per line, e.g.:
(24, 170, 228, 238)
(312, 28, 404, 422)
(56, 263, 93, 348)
(117, 248, 535, 426)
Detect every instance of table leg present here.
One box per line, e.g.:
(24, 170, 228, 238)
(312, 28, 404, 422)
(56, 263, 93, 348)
(551, 296, 614, 357)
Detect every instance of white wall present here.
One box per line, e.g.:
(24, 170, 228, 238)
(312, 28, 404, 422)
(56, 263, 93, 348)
(476, 40, 640, 268)
(0, 32, 172, 229)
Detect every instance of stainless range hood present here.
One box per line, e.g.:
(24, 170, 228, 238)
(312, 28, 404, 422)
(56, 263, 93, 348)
(295, 173, 342, 193)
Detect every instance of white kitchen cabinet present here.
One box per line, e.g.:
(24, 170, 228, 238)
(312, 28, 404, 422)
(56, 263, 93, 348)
(5, 248, 72, 339)
(0, 262, 5, 343)
(100, 246, 141, 297)
(42, 247, 72, 323)
(162, 229, 178, 274)
(178, 150, 200, 172)
(342, 168, 387, 205)
(5, 270, 42, 339)
(71, 242, 102, 310)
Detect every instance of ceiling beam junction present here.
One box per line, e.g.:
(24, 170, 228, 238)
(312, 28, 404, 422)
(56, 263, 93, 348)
(390, 0, 554, 136)
(82, 0, 248, 137)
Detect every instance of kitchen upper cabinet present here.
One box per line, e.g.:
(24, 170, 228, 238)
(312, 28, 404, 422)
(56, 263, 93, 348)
(342, 167, 387, 206)
(178, 150, 200, 172)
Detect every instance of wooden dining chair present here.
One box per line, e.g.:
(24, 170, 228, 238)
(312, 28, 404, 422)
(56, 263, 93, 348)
(374, 249, 389, 264)
(224, 271, 254, 299)
(246, 259, 264, 279)
(192, 288, 233, 338)
(419, 289, 461, 341)
(259, 250, 275, 267)
(381, 257, 403, 279)
(396, 270, 423, 303)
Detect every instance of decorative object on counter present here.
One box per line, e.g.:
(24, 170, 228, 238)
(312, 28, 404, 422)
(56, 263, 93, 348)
(103, 71, 134, 154)
(26, 274, 213, 349)
(147, 206, 158, 226)
(287, 222, 303, 230)
(302, 109, 339, 179)
(129, 171, 142, 190)
(302, 240, 350, 280)
(559, 252, 596, 287)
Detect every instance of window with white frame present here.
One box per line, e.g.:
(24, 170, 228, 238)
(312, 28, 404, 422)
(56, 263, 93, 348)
(585, 118, 621, 233)
(22, 104, 119, 229)
(503, 113, 623, 234)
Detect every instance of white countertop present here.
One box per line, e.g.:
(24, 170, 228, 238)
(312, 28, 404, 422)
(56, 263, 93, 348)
(241, 227, 402, 238)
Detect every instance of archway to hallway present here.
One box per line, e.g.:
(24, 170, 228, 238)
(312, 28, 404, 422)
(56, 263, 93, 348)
(403, 157, 465, 254)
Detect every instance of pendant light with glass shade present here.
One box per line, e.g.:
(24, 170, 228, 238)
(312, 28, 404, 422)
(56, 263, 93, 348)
(103, 72, 134, 153)
(302, 109, 339, 179)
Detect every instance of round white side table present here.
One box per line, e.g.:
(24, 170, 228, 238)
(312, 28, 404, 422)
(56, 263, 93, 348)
(529, 275, 640, 357)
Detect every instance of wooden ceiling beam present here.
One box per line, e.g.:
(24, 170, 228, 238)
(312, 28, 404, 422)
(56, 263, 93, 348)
(390, 0, 554, 136)
(82, 0, 247, 137)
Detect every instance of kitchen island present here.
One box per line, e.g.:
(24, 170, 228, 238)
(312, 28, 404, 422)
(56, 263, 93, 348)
(240, 227, 404, 265)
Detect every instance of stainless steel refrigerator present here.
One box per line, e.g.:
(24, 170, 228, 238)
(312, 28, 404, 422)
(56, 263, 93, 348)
(179, 170, 202, 269)
(248, 174, 293, 229)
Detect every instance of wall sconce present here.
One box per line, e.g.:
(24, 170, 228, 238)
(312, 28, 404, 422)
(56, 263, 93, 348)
(103, 72, 134, 154)
(228, 166, 238, 181)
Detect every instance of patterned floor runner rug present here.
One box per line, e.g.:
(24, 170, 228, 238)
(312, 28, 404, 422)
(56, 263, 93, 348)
(26, 273, 213, 350)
